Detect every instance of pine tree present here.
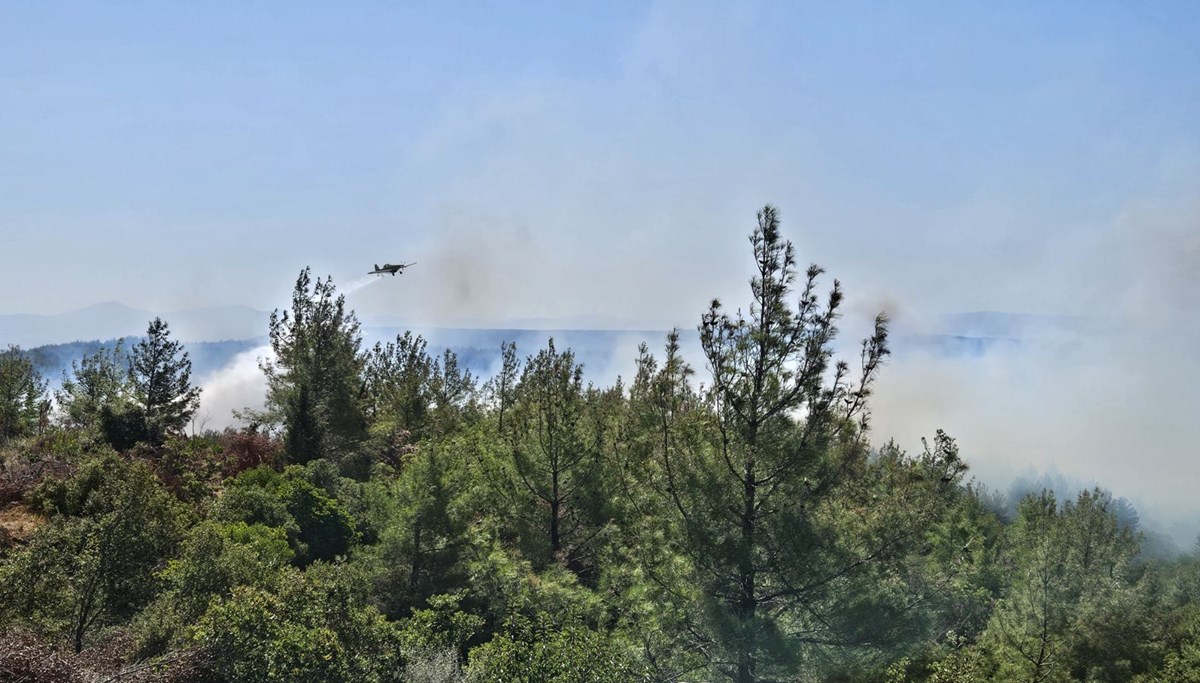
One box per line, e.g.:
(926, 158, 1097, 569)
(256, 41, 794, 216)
(508, 339, 610, 573)
(56, 340, 133, 432)
(129, 318, 200, 444)
(429, 348, 477, 436)
(0, 345, 49, 442)
(492, 341, 519, 435)
(262, 268, 367, 472)
(646, 206, 960, 682)
(984, 488, 1143, 682)
(364, 331, 435, 451)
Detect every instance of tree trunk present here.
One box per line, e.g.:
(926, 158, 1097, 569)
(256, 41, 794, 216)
(409, 517, 423, 592)
(550, 467, 561, 556)
(736, 446, 758, 683)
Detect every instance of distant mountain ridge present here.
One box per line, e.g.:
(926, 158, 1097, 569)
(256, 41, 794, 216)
(3, 303, 1094, 347)
(0, 302, 269, 348)
(23, 338, 266, 385)
(6, 304, 1096, 386)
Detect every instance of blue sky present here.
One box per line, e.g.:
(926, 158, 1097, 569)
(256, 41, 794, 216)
(4, 0, 1200, 530)
(1, 0, 1197, 327)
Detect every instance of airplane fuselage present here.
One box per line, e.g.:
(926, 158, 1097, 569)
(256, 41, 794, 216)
(369, 262, 414, 276)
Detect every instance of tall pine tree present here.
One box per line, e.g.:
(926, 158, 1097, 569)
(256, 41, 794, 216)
(129, 318, 200, 444)
(507, 339, 611, 575)
(645, 206, 962, 682)
(261, 268, 367, 472)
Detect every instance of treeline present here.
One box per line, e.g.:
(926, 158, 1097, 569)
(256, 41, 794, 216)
(1, 207, 1198, 682)
(16, 337, 265, 390)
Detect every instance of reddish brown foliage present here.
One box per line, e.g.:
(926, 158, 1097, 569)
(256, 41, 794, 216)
(218, 427, 282, 476)
(132, 439, 224, 505)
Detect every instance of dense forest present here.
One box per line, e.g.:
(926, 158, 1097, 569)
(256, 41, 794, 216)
(1, 207, 1197, 682)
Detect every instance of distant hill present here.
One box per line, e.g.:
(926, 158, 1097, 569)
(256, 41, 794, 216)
(9, 307, 1098, 388)
(939, 311, 1102, 338)
(362, 326, 669, 376)
(0, 302, 269, 348)
(23, 338, 267, 385)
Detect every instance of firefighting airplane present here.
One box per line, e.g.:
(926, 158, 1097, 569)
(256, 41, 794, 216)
(368, 262, 416, 276)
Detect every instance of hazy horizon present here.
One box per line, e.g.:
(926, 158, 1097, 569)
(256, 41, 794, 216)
(3, 2, 1198, 543)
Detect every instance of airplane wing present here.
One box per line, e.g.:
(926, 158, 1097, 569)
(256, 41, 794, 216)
(368, 262, 414, 275)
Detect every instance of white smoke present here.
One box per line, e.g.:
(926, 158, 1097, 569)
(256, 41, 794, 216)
(869, 194, 1200, 546)
(195, 344, 274, 431)
(191, 275, 382, 432)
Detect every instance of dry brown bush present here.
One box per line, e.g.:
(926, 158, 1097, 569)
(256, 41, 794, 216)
(0, 629, 217, 683)
(0, 629, 82, 683)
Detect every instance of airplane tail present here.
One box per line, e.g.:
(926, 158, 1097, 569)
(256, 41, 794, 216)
(374, 264, 380, 271)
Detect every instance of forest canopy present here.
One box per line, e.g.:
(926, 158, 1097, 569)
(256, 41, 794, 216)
(0, 207, 1196, 683)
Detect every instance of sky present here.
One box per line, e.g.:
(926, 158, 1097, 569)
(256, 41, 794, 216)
(3, 1, 1200, 536)
(2, 1, 1196, 324)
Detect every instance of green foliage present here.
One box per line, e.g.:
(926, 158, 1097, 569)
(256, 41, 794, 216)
(1133, 606, 1200, 682)
(365, 331, 436, 447)
(128, 317, 201, 444)
(212, 467, 296, 529)
(632, 206, 962, 682)
(191, 562, 403, 683)
(504, 339, 614, 575)
(466, 612, 646, 683)
(5, 209, 1200, 682)
(54, 327, 198, 450)
(285, 474, 359, 565)
(482, 341, 520, 435)
(364, 333, 478, 456)
(447, 526, 616, 646)
(398, 592, 486, 654)
(886, 641, 991, 683)
(977, 488, 1149, 682)
(96, 403, 150, 451)
(214, 462, 359, 566)
(0, 346, 49, 442)
(166, 521, 294, 609)
(260, 268, 368, 473)
(365, 440, 472, 619)
(1, 455, 190, 651)
(877, 481, 1006, 681)
(430, 347, 479, 435)
(133, 520, 293, 656)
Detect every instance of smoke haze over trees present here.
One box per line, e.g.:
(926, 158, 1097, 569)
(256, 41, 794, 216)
(2, 208, 1199, 682)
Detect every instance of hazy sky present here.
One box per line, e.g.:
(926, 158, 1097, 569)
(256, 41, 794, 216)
(3, 1, 1196, 327)
(5, 1, 1199, 537)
